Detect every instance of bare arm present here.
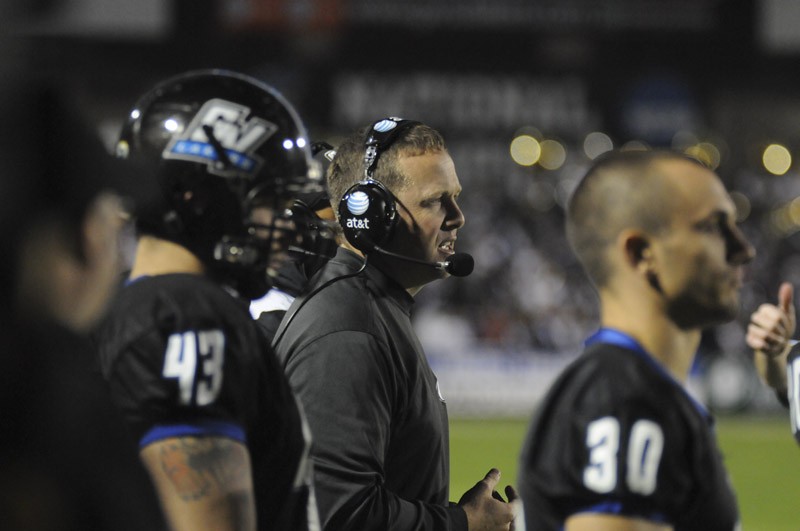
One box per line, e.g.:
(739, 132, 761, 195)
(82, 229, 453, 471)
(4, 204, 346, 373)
(566, 514, 672, 531)
(140, 436, 255, 531)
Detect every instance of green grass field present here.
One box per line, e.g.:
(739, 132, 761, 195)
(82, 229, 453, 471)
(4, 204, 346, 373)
(450, 415, 800, 531)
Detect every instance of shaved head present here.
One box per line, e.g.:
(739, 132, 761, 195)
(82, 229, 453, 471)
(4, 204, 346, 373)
(566, 150, 708, 288)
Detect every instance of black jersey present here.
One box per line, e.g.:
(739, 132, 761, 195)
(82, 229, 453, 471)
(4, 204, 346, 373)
(95, 273, 315, 531)
(518, 329, 740, 531)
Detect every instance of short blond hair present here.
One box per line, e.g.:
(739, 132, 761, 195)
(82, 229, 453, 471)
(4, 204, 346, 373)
(326, 122, 446, 221)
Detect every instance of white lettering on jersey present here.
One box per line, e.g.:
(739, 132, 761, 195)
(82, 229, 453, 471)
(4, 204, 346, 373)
(584, 417, 619, 493)
(584, 416, 664, 495)
(626, 419, 664, 495)
(163, 330, 226, 406)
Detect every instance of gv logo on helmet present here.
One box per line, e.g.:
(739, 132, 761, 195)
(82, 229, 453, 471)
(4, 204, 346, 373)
(164, 98, 278, 176)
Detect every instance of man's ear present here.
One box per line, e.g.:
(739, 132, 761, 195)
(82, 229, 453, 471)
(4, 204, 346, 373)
(622, 232, 649, 267)
(623, 232, 662, 292)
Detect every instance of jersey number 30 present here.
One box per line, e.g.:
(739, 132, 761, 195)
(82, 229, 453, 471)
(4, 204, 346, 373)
(163, 330, 226, 406)
(583, 416, 664, 495)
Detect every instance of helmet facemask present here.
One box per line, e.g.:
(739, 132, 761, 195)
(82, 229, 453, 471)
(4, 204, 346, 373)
(212, 182, 300, 300)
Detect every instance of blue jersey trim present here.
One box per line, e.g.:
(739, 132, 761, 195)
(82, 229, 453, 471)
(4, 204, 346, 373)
(585, 327, 710, 420)
(573, 501, 668, 523)
(139, 420, 246, 448)
(125, 274, 150, 287)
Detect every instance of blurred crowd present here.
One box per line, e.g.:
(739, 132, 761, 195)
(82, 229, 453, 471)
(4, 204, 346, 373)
(414, 137, 800, 371)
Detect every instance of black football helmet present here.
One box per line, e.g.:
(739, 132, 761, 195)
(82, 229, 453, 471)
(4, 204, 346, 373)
(116, 69, 322, 299)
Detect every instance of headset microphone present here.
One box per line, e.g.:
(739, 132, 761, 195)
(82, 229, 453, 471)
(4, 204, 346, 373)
(441, 252, 474, 277)
(368, 242, 474, 277)
(355, 231, 475, 277)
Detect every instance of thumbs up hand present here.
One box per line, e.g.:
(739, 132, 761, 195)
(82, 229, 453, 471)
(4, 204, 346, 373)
(747, 282, 796, 358)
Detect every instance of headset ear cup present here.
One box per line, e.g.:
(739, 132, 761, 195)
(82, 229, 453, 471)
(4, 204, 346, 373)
(338, 180, 396, 252)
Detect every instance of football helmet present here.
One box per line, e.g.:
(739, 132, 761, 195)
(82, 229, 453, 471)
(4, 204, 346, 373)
(116, 69, 322, 299)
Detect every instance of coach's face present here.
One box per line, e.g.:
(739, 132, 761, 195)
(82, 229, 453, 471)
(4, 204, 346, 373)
(383, 150, 465, 294)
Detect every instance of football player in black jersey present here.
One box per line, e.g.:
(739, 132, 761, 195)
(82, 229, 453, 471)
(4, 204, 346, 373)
(94, 70, 323, 531)
(747, 283, 800, 444)
(518, 150, 754, 530)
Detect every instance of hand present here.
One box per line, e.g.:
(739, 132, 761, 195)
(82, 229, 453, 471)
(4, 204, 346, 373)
(459, 469, 517, 531)
(747, 282, 796, 358)
(492, 484, 520, 531)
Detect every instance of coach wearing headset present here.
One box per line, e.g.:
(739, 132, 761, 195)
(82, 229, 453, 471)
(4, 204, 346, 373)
(273, 118, 517, 531)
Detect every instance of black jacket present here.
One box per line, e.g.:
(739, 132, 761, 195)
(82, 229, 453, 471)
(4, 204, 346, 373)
(275, 248, 467, 531)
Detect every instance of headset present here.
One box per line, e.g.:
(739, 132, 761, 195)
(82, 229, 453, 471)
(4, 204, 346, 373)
(272, 117, 473, 354)
(272, 118, 418, 352)
(337, 117, 421, 253)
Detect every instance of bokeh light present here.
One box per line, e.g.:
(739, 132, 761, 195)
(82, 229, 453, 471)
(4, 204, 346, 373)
(164, 118, 179, 132)
(621, 140, 650, 151)
(583, 132, 613, 160)
(767, 196, 800, 237)
(762, 143, 791, 175)
(539, 139, 566, 170)
(685, 141, 721, 169)
(510, 134, 541, 166)
(729, 191, 751, 222)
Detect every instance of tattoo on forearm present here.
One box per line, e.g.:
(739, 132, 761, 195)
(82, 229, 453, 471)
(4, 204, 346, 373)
(158, 438, 248, 501)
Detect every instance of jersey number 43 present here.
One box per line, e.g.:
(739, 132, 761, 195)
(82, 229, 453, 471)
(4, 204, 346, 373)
(162, 330, 226, 406)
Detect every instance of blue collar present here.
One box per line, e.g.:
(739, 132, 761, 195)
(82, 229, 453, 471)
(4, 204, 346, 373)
(585, 327, 711, 420)
(585, 328, 649, 356)
(124, 274, 150, 286)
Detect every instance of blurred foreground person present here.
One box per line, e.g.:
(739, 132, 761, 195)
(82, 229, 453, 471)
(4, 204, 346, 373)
(746, 282, 800, 444)
(93, 70, 322, 531)
(518, 150, 753, 530)
(0, 81, 166, 530)
(274, 117, 517, 530)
